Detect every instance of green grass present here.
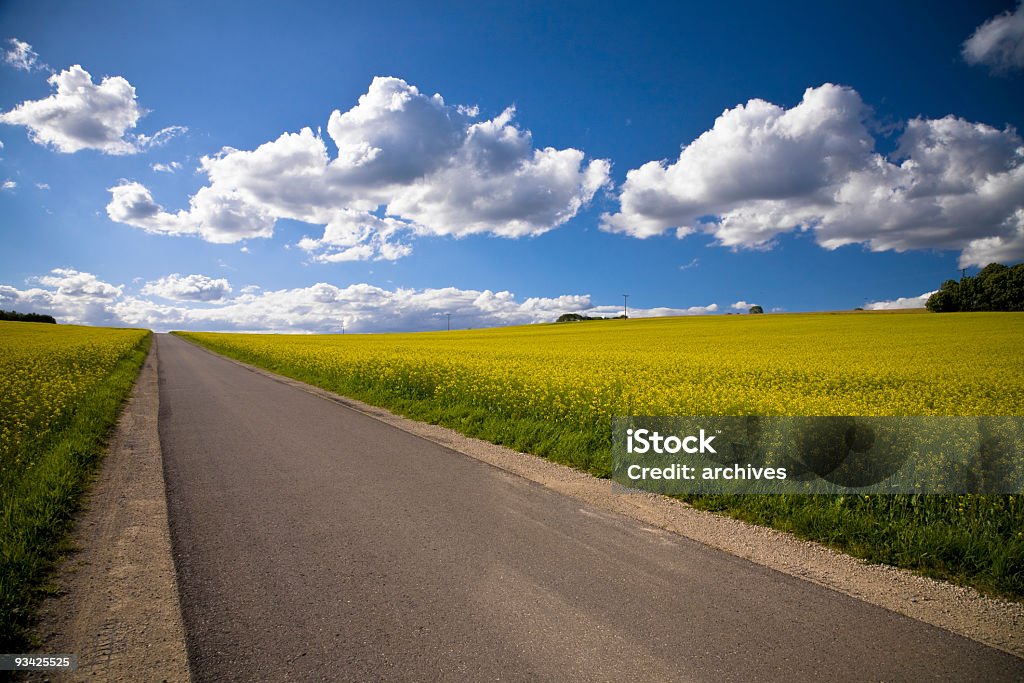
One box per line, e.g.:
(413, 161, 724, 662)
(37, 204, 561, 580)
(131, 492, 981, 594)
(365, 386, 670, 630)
(685, 493, 1023, 597)
(0, 332, 150, 650)
(174, 313, 1024, 601)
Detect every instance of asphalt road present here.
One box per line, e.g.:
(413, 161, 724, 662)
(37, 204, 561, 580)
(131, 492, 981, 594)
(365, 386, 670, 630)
(157, 333, 1024, 681)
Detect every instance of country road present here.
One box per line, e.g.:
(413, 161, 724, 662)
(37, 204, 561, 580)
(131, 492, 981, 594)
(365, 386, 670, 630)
(156, 333, 1024, 681)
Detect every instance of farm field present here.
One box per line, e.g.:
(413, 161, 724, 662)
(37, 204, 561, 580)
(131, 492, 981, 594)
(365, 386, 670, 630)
(0, 322, 150, 649)
(179, 310, 1024, 599)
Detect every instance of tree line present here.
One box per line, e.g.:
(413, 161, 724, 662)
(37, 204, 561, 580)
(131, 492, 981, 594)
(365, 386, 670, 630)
(926, 263, 1024, 312)
(556, 313, 628, 322)
(0, 310, 57, 324)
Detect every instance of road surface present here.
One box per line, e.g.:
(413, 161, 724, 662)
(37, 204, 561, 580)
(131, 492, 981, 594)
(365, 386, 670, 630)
(157, 333, 1024, 681)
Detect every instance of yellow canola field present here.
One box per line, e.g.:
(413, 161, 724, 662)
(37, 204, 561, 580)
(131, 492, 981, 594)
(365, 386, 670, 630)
(0, 322, 149, 476)
(181, 311, 1024, 425)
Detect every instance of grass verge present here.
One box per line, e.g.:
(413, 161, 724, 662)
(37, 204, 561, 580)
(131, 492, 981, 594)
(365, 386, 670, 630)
(0, 333, 151, 650)
(175, 331, 1023, 601)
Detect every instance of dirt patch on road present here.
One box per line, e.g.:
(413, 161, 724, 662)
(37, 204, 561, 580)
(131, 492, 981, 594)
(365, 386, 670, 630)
(196, 343, 1024, 661)
(26, 339, 189, 682)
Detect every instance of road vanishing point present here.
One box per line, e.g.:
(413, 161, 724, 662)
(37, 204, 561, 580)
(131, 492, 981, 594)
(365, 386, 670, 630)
(156, 334, 1024, 681)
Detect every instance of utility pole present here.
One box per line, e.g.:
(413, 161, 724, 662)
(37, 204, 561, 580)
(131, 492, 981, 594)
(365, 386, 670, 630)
(446, 312, 451, 331)
(622, 294, 629, 320)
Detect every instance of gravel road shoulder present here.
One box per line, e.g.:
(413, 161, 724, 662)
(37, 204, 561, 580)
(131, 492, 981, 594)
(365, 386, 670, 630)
(189, 340, 1024, 660)
(26, 338, 189, 682)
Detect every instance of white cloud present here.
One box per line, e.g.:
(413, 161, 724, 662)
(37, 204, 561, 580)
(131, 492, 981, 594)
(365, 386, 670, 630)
(3, 38, 47, 72)
(865, 291, 937, 310)
(0, 65, 185, 154)
(35, 182, 49, 190)
(963, 2, 1024, 73)
(1, 65, 140, 154)
(35, 268, 122, 299)
(959, 211, 1024, 266)
(141, 273, 232, 302)
(151, 160, 183, 173)
(107, 76, 610, 256)
(731, 300, 757, 310)
(105, 180, 275, 243)
(105, 181, 193, 236)
(603, 84, 1024, 269)
(585, 303, 719, 318)
(295, 209, 413, 262)
(0, 268, 715, 332)
(0, 269, 123, 325)
(136, 125, 187, 150)
(2, 180, 15, 190)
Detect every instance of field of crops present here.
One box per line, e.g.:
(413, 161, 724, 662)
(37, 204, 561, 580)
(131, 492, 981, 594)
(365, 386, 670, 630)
(178, 311, 1024, 598)
(0, 321, 150, 648)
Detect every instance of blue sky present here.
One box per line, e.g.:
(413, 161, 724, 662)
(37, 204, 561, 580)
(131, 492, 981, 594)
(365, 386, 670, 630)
(0, 0, 1022, 332)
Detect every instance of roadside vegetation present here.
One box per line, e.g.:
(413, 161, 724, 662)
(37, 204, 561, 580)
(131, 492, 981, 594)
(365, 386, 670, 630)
(177, 311, 1024, 599)
(0, 322, 149, 649)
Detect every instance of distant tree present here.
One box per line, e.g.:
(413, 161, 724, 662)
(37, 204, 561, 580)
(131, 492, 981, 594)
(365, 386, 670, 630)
(556, 313, 607, 323)
(977, 263, 1011, 311)
(0, 310, 57, 323)
(926, 264, 1024, 312)
(976, 262, 1009, 281)
(1011, 265, 1024, 312)
(926, 280, 962, 312)
(749, 305, 764, 314)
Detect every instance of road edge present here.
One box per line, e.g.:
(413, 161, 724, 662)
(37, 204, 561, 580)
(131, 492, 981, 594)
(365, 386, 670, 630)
(27, 336, 191, 682)
(174, 335, 1024, 660)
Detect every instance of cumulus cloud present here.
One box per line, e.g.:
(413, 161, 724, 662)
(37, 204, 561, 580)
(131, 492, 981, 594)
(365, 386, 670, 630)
(141, 273, 232, 302)
(106, 180, 275, 243)
(1, 65, 140, 154)
(865, 291, 936, 310)
(0, 269, 123, 325)
(963, 2, 1024, 73)
(295, 209, 413, 262)
(0, 268, 715, 332)
(0, 64, 186, 154)
(602, 84, 1024, 268)
(731, 300, 757, 310)
(958, 211, 1024, 266)
(107, 76, 610, 257)
(35, 268, 122, 298)
(2, 180, 15, 190)
(3, 38, 47, 72)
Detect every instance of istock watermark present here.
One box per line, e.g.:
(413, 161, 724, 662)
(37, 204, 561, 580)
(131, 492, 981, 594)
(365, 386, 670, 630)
(612, 416, 1024, 494)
